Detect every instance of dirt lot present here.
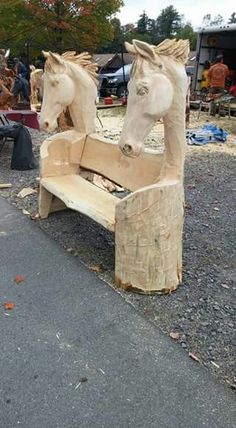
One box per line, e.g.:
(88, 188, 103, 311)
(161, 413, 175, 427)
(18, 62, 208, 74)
(0, 108, 235, 390)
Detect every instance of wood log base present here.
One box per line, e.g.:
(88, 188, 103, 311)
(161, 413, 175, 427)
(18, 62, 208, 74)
(115, 181, 183, 294)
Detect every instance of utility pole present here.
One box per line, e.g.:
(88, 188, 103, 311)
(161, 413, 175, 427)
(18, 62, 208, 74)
(55, 0, 63, 54)
(120, 27, 126, 93)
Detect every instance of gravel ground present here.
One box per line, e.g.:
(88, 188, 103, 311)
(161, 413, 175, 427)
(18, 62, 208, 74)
(0, 108, 236, 391)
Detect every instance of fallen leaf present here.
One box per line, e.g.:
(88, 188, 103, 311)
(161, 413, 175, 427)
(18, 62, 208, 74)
(189, 352, 200, 362)
(17, 187, 37, 198)
(14, 275, 25, 284)
(90, 265, 102, 273)
(169, 332, 180, 340)
(0, 183, 12, 189)
(4, 302, 15, 310)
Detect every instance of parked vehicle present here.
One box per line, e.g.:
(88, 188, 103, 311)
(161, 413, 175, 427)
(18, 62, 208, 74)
(98, 61, 196, 98)
(99, 64, 131, 98)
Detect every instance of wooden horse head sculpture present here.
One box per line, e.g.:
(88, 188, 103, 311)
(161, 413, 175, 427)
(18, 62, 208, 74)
(119, 39, 189, 181)
(39, 51, 98, 133)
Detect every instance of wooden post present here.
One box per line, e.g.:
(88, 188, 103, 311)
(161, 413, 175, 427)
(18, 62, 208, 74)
(115, 180, 184, 294)
(39, 185, 53, 219)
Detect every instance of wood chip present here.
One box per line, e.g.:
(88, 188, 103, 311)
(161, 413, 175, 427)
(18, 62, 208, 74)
(0, 183, 12, 189)
(221, 283, 229, 289)
(189, 352, 200, 362)
(30, 213, 40, 220)
(22, 209, 30, 215)
(17, 187, 37, 198)
(169, 332, 180, 340)
(90, 265, 102, 273)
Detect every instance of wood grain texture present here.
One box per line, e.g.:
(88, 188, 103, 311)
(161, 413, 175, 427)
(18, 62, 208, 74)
(115, 180, 184, 293)
(41, 174, 118, 230)
(81, 134, 163, 191)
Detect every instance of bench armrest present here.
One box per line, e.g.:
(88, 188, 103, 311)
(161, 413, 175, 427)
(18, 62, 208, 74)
(40, 130, 86, 178)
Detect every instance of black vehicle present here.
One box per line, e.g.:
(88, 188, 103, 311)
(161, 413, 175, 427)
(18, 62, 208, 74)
(99, 64, 131, 98)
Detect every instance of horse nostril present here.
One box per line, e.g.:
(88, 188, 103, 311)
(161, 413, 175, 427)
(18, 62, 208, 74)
(122, 144, 133, 155)
(44, 121, 49, 128)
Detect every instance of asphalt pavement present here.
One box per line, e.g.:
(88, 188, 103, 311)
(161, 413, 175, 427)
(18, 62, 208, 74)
(0, 196, 235, 428)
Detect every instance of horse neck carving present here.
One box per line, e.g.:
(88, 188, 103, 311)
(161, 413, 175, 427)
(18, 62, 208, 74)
(40, 51, 98, 133)
(120, 38, 189, 182)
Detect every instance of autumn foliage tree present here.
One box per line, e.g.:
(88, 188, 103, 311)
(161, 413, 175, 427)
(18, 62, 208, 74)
(0, 0, 123, 56)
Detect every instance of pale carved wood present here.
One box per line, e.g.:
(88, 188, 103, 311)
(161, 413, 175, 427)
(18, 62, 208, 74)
(39, 40, 189, 293)
(41, 174, 118, 231)
(81, 134, 163, 191)
(115, 180, 183, 293)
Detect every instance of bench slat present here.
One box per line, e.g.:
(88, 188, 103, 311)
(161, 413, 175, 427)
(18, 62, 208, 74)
(41, 174, 118, 231)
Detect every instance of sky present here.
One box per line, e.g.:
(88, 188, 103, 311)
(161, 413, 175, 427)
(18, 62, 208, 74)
(117, 0, 235, 29)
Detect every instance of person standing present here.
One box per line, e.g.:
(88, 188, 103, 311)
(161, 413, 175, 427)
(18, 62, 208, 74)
(208, 55, 229, 115)
(200, 61, 210, 93)
(208, 55, 229, 94)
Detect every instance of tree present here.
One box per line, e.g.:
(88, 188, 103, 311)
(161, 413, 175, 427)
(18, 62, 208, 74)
(202, 13, 224, 27)
(156, 5, 182, 41)
(228, 12, 236, 23)
(202, 14, 212, 27)
(0, 0, 124, 57)
(137, 11, 149, 34)
(102, 17, 123, 53)
(176, 23, 197, 50)
(210, 14, 224, 26)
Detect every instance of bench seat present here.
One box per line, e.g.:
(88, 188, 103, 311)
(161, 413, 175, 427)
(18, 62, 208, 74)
(41, 174, 118, 231)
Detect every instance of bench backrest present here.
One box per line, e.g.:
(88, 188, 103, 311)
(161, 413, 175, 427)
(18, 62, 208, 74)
(80, 134, 163, 192)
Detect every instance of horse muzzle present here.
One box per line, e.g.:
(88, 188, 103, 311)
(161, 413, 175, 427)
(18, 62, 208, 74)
(119, 141, 143, 158)
(39, 117, 57, 133)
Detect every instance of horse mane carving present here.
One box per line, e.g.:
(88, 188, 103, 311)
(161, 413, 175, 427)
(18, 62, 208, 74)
(128, 38, 189, 78)
(154, 39, 190, 64)
(43, 50, 98, 85)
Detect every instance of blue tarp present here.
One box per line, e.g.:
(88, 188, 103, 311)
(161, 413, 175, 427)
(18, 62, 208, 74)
(187, 124, 228, 146)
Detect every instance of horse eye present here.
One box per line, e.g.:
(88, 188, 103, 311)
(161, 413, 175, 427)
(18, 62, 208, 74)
(158, 64, 163, 69)
(137, 86, 148, 96)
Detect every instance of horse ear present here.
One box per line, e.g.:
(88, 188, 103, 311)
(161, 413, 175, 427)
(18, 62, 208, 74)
(125, 42, 136, 54)
(48, 51, 63, 65)
(133, 40, 155, 60)
(42, 51, 49, 59)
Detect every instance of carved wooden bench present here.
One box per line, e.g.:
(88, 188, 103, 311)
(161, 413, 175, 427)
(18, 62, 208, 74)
(39, 131, 184, 294)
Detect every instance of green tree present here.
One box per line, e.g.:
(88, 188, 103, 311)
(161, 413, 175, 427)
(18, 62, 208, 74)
(228, 12, 236, 23)
(0, 0, 124, 56)
(137, 10, 149, 34)
(210, 14, 224, 26)
(202, 13, 225, 27)
(156, 5, 182, 41)
(176, 23, 197, 50)
(102, 17, 123, 52)
(202, 14, 212, 27)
